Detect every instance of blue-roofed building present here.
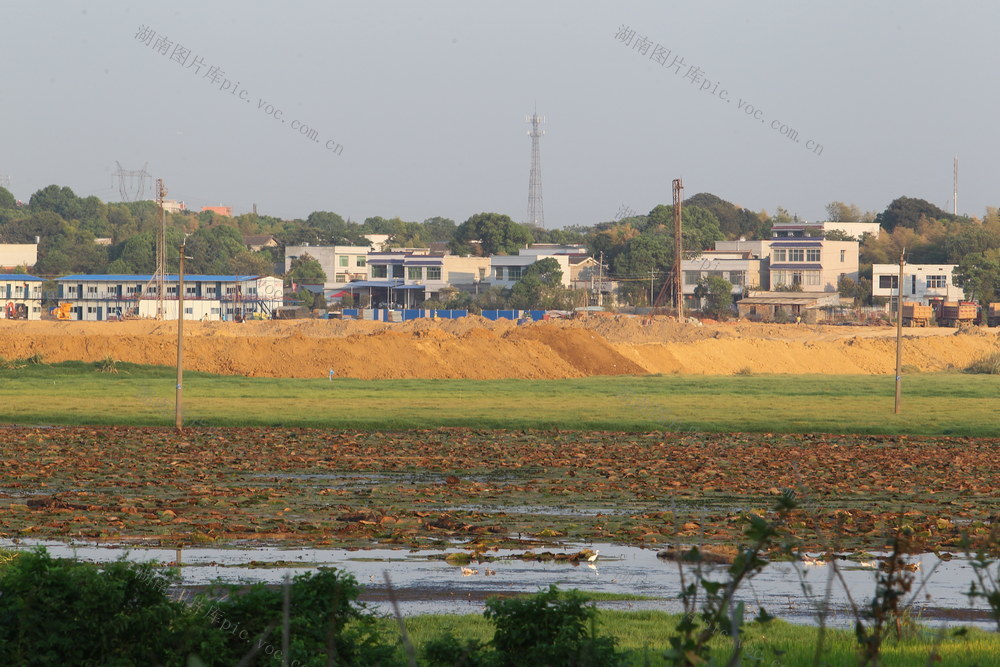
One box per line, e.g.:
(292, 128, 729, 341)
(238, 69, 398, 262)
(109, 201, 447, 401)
(54, 274, 283, 321)
(0, 274, 44, 320)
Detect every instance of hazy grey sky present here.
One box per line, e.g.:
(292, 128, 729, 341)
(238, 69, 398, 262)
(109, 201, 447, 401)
(2, 1, 996, 226)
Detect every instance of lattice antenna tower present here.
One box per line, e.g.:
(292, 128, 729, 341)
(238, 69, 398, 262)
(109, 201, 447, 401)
(113, 161, 153, 201)
(155, 179, 166, 319)
(139, 179, 168, 319)
(526, 110, 545, 228)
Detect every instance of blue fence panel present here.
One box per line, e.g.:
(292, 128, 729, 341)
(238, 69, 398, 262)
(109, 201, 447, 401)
(481, 310, 499, 320)
(401, 309, 423, 321)
(529, 310, 546, 321)
(343, 309, 359, 318)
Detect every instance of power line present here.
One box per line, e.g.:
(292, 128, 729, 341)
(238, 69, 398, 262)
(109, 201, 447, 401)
(113, 161, 153, 202)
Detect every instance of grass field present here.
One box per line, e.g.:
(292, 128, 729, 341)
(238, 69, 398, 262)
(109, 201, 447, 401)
(1, 361, 999, 435)
(381, 611, 1000, 666)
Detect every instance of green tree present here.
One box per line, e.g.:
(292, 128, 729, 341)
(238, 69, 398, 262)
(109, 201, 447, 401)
(694, 275, 734, 319)
(954, 249, 1000, 304)
(825, 201, 863, 222)
(450, 212, 533, 256)
(0, 186, 15, 209)
(186, 225, 247, 274)
(287, 253, 327, 283)
(875, 196, 955, 232)
(28, 185, 82, 220)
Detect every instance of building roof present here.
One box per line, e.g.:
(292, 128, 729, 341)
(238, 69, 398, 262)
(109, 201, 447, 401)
(57, 274, 268, 282)
(243, 234, 277, 245)
(0, 274, 44, 281)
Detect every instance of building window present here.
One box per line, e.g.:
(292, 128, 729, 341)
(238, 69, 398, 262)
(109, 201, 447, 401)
(507, 266, 524, 281)
(87, 307, 96, 313)
(878, 275, 898, 289)
(805, 271, 821, 286)
(729, 271, 745, 286)
(684, 271, 701, 285)
(495, 267, 505, 280)
(184, 307, 193, 315)
(391, 265, 404, 279)
(335, 273, 348, 282)
(371, 265, 388, 278)
(186, 286, 197, 295)
(87, 286, 98, 294)
(356, 256, 366, 267)
(211, 308, 220, 315)
(427, 267, 442, 280)
(926, 275, 947, 289)
(408, 266, 423, 280)
(773, 249, 786, 262)
(167, 286, 178, 295)
(788, 249, 805, 262)
(806, 249, 821, 262)
(339, 256, 349, 267)
(840, 249, 846, 262)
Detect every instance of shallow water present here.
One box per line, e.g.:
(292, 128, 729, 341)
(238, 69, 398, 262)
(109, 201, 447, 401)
(2, 539, 995, 629)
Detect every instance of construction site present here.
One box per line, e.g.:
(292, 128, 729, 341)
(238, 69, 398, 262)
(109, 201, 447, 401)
(1, 315, 997, 380)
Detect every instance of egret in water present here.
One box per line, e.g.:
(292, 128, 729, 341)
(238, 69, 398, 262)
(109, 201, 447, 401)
(587, 550, 600, 563)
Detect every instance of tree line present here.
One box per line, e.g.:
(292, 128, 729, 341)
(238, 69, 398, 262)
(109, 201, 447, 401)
(2, 184, 999, 307)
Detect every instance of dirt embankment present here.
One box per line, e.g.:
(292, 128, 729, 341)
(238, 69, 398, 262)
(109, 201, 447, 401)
(0, 316, 997, 379)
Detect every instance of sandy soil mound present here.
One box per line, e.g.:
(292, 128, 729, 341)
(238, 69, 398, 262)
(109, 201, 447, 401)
(1, 317, 997, 379)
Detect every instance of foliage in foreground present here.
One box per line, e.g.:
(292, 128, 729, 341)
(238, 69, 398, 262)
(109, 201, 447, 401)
(0, 548, 396, 666)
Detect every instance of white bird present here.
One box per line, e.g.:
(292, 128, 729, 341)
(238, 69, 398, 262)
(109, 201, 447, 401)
(461, 567, 478, 576)
(587, 550, 600, 563)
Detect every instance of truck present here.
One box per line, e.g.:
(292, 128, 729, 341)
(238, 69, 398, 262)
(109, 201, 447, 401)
(988, 302, 1000, 327)
(901, 302, 933, 327)
(933, 300, 977, 327)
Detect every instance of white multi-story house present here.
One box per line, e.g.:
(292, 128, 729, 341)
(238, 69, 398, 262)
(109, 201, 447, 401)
(681, 251, 767, 308)
(490, 254, 573, 288)
(0, 274, 44, 320)
(55, 274, 283, 321)
(351, 251, 490, 307)
(284, 244, 373, 287)
(711, 238, 858, 293)
(871, 264, 965, 305)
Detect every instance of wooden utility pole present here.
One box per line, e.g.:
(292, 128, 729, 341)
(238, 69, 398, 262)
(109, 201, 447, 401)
(894, 249, 904, 414)
(175, 243, 186, 431)
(672, 178, 684, 321)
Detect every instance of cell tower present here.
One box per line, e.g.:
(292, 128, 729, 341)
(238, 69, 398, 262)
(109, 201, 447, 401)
(113, 161, 153, 201)
(526, 110, 545, 228)
(953, 156, 958, 216)
(138, 178, 168, 319)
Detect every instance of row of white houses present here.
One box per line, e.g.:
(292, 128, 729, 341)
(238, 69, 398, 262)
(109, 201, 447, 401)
(1, 274, 282, 321)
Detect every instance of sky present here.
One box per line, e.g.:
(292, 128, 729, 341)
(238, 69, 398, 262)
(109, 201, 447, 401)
(1, 1, 996, 227)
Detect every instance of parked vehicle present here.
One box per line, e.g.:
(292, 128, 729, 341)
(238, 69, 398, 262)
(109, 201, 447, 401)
(931, 299, 977, 327)
(987, 302, 1000, 327)
(901, 302, 933, 327)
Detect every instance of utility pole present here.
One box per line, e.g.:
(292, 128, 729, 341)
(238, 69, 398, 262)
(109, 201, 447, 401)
(894, 249, 905, 415)
(175, 242, 186, 432)
(672, 178, 684, 322)
(598, 251, 604, 308)
(650, 268, 655, 307)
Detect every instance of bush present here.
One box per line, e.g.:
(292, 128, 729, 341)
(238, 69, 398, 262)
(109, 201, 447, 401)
(487, 586, 619, 666)
(424, 586, 620, 667)
(0, 549, 399, 666)
(965, 351, 1000, 374)
(0, 547, 196, 665)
